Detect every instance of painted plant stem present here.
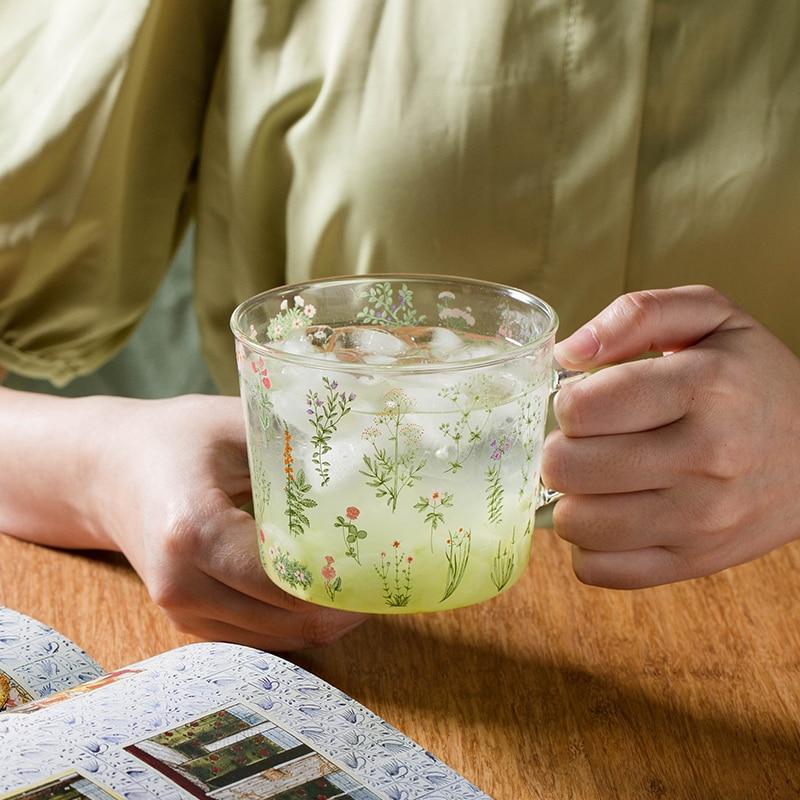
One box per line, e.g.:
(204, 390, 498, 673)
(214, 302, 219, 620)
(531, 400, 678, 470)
(360, 389, 426, 512)
(375, 542, 413, 607)
(306, 377, 355, 486)
(333, 506, 368, 564)
(441, 528, 472, 602)
(491, 528, 517, 592)
(283, 425, 317, 537)
(414, 490, 454, 552)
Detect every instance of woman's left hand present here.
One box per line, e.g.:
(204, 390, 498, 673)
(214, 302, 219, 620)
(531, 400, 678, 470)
(542, 285, 800, 588)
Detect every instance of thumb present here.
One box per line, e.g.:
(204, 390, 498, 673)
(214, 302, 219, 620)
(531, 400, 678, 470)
(554, 285, 744, 369)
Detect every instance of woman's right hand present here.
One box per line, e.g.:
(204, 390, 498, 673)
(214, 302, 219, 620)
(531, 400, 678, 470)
(0, 388, 366, 651)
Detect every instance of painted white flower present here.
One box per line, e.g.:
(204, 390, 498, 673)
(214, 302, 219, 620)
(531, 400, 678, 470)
(267, 318, 285, 340)
(280, 299, 289, 311)
(290, 316, 304, 330)
(294, 295, 305, 307)
(438, 290, 456, 301)
(268, 547, 277, 559)
(276, 562, 286, 575)
(303, 303, 316, 318)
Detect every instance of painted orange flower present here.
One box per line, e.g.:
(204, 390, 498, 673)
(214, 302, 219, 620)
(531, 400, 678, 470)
(392, 540, 400, 549)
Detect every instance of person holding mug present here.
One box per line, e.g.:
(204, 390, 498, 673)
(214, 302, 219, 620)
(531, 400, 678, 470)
(0, 1, 798, 649)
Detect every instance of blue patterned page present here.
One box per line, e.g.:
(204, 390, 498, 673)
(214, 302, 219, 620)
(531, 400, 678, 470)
(0, 640, 491, 800)
(0, 607, 103, 712)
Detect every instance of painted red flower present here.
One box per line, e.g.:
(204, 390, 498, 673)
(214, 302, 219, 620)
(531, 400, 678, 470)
(261, 375, 272, 389)
(392, 540, 400, 549)
(321, 565, 336, 581)
(259, 529, 265, 543)
(407, 556, 414, 564)
(325, 555, 335, 565)
(345, 506, 360, 520)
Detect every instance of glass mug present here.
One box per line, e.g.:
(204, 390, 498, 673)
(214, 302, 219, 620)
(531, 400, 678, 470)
(231, 275, 578, 614)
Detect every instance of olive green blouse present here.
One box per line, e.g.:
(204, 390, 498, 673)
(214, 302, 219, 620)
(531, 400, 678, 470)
(1, 0, 798, 395)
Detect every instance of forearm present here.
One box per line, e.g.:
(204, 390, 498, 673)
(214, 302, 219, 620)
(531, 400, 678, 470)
(0, 385, 117, 550)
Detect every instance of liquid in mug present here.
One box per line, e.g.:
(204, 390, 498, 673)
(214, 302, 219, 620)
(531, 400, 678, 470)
(241, 321, 549, 613)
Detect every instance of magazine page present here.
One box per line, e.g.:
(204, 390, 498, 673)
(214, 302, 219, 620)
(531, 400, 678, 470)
(0, 641, 490, 800)
(0, 607, 103, 712)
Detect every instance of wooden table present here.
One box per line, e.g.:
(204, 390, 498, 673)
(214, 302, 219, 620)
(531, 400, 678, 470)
(1, 530, 799, 799)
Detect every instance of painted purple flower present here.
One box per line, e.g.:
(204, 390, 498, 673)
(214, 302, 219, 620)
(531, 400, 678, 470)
(348, 392, 356, 402)
(330, 380, 338, 389)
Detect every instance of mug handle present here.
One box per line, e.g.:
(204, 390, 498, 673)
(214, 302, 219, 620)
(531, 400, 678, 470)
(535, 367, 590, 509)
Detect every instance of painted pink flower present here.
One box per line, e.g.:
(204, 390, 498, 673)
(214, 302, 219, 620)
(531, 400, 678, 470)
(261, 375, 272, 389)
(321, 564, 336, 581)
(259, 529, 265, 543)
(392, 540, 400, 549)
(345, 506, 360, 521)
(303, 304, 316, 318)
(325, 555, 335, 565)
(430, 490, 441, 502)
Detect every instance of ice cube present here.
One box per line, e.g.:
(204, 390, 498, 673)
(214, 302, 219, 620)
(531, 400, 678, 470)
(279, 332, 316, 356)
(429, 327, 466, 360)
(362, 354, 397, 366)
(338, 327, 408, 358)
(446, 342, 503, 363)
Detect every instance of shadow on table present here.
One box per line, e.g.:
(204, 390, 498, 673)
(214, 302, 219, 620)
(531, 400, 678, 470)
(296, 618, 800, 800)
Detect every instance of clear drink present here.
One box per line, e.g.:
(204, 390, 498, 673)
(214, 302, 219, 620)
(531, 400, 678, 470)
(233, 277, 557, 613)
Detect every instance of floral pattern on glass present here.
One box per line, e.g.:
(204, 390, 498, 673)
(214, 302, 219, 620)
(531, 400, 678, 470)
(490, 528, 517, 592)
(437, 290, 476, 330)
(270, 546, 313, 591)
(375, 542, 413, 607)
(486, 434, 515, 526)
(437, 376, 502, 473)
(360, 389, 426, 512)
(283, 426, 317, 537)
(441, 528, 472, 602)
(306, 377, 356, 486)
(333, 506, 368, 564)
(414, 490, 454, 552)
(356, 282, 426, 327)
(266, 295, 317, 341)
(321, 556, 343, 602)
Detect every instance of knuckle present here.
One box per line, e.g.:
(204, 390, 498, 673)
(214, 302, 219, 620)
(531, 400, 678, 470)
(692, 496, 743, 538)
(571, 552, 605, 588)
(690, 284, 733, 310)
(554, 383, 589, 434)
(147, 573, 191, 613)
(552, 495, 580, 540)
(615, 290, 663, 331)
(301, 612, 350, 649)
(162, 512, 204, 560)
(541, 431, 570, 492)
(695, 436, 745, 481)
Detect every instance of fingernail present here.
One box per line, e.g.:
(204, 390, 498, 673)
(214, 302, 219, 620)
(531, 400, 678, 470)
(555, 326, 599, 365)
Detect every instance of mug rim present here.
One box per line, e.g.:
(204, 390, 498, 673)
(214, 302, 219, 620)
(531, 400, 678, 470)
(230, 273, 559, 375)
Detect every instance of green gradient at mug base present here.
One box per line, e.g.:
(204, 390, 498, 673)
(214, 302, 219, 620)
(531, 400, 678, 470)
(232, 275, 558, 613)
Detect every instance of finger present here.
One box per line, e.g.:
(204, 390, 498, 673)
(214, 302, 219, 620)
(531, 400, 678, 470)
(542, 424, 684, 494)
(555, 285, 746, 369)
(554, 352, 697, 437)
(172, 570, 366, 648)
(571, 545, 702, 589)
(168, 616, 351, 652)
(553, 491, 685, 552)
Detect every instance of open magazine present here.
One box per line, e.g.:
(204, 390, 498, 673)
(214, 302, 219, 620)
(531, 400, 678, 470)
(0, 607, 489, 800)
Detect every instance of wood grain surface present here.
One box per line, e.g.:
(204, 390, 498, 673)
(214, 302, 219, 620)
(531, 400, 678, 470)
(1, 529, 799, 799)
